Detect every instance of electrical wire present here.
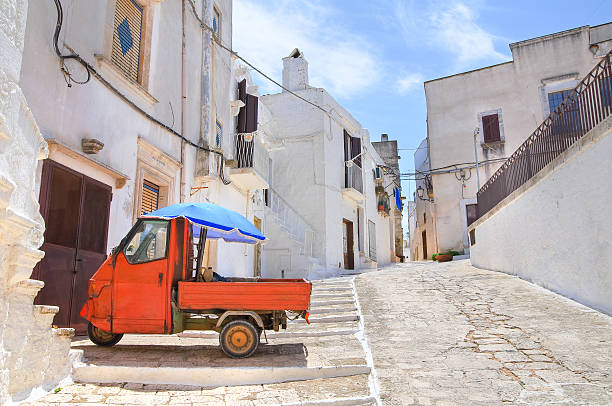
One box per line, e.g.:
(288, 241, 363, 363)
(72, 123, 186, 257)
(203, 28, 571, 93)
(51, 0, 231, 183)
(52, 0, 91, 86)
(186, 0, 331, 118)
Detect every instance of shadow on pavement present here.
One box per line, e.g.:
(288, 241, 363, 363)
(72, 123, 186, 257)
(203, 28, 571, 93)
(73, 342, 309, 368)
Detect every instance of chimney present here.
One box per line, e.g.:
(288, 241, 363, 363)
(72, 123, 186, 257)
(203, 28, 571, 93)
(282, 48, 309, 92)
(381, 133, 389, 142)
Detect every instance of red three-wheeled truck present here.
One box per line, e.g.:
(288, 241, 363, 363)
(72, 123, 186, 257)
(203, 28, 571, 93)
(80, 203, 312, 358)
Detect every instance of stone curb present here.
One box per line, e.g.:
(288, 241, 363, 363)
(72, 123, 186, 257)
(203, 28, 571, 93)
(73, 364, 371, 387)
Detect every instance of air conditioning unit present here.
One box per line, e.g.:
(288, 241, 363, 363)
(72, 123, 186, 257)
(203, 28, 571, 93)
(373, 167, 383, 183)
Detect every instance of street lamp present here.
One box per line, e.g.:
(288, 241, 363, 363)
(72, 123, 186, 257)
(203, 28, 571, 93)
(416, 186, 424, 199)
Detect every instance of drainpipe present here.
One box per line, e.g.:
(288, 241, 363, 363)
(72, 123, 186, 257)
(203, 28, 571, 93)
(180, 0, 187, 202)
(473, 127, 481, 191)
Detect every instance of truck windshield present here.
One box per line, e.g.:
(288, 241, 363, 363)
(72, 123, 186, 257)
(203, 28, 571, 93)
(124, 220, 169, 264)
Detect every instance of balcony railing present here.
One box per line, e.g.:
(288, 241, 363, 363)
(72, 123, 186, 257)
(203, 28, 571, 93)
(266, 188, 314, 257)
(476, 51, 612, 220)
(229, 133, 269, 190)
(345, 165, 363, 193)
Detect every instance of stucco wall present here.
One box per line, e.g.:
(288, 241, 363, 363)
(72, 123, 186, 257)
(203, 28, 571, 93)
(424, 24, 611, 254)
(1, 0, 73, 402)
(469, 116, 612, 315)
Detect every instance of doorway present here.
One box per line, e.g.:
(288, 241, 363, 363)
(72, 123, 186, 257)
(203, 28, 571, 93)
(422, 230, 428, 260)
(342, 219, 354, 270)
(253, 216, 262, 277)
(34, 160, 112, 334)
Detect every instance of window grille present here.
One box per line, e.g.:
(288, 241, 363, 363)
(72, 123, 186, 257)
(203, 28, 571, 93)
(141, 179, 159, 215)
(215, 120, 223, 148)
(213, 7, 221, 38)
(548, 90, 573, 113)
(112, 0, 143, 83)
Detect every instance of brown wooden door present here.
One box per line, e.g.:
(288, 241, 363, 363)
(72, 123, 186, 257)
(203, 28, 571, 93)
(422, 230, 428, 260)
(34, 160, 112, 334)
(343, 219, 354, 270)
(253, 216, 262, 277)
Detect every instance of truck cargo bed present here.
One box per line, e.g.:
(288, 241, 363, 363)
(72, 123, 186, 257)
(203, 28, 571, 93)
(177, 279, 312, 311)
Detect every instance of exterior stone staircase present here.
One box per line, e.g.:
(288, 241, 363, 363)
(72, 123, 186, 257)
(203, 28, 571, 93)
(263, 189, 325, 279)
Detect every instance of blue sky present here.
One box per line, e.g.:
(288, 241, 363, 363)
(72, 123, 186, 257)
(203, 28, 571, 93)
(233, 0, 612, 201)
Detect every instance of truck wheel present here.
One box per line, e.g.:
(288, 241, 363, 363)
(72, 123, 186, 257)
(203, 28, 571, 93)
(87, 322, 123, 347)
(219, 320, 259, 358)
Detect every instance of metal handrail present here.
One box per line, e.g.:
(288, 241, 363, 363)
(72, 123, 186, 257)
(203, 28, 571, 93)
(476, 51, 612, 219)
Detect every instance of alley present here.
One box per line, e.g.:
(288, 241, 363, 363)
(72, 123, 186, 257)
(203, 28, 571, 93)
(355, 261, 612, 405)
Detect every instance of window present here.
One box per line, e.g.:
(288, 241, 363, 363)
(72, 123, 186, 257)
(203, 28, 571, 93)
(423, 212, 426, 224)
(482, 113, 501, 143)
(124, 220, 169, 263)
(600, 76, 612, 107)
(112, 0, 144, 83)
(548, 90, 572, 114)
(466, 204, 477, 226)
(141, 179, 159, 215)
(215, 119, 223, 149)
(213, 7, 221, 39)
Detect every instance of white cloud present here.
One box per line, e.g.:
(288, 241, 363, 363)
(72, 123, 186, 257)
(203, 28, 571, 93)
(233, 0, 380, 99)
(391, 0, 508, 68)
(397, 73, 424, 94)
(429, 3, 507, 64)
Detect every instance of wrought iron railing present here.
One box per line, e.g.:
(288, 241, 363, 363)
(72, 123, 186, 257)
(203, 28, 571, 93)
(234, 133, 269, 182)
(476, 52, 612, 219)
(345, 165, 363, 193)
(265, 188, 315, 257)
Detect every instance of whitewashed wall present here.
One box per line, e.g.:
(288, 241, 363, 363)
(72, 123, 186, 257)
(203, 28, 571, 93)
(425, 25, 611, 254)
(1, 0, 73, 402)
(469, 116, 612, 315)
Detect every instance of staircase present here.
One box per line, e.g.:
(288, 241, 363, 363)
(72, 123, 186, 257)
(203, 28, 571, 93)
(263, 189, 324, 279)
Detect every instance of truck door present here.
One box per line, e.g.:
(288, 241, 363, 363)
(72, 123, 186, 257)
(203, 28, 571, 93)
(111, 219, 170, 334)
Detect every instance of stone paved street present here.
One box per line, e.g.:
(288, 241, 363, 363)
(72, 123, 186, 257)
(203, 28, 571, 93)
(21, 261, 612, 405)
(355, 260, 612, 405)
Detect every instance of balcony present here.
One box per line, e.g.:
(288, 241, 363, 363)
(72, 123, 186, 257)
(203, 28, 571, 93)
(229, 133, 269, 191)
(342, 165, 363, 202)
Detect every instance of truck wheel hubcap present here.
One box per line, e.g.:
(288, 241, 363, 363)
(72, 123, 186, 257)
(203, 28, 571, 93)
(226, 326, 253, 353)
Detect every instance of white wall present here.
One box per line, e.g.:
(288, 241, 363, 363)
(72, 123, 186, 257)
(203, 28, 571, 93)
(425, 24, 611, 254)
(470, 117, 612, 315)
(1, 0, 73, 401)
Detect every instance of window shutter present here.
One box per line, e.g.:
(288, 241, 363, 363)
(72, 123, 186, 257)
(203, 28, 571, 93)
(482, 114, 500, 143)
(351, 136, 362, 168)
(112, 0, 143, 83)
(343, 130, 350, 162)
(141, 180, 159, 215)
(245, 94, 259, 133)
(237, 79, 247, 133)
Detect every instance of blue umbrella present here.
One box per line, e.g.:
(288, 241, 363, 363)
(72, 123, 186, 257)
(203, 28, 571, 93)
(143, 202, 265, 244)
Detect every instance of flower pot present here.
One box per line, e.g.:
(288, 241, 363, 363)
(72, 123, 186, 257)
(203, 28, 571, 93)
(436, 254, 453, 262)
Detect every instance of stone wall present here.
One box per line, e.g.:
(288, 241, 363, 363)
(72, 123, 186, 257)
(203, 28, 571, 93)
(0, 0, 73, 402)
(469, 116, 612, 315)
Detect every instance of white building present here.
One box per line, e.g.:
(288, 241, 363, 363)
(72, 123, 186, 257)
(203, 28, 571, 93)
(18, 0, 271, 335)
(1, 0, 73, 402)
(421, 23, 612, 256)
(410, 138, 437, 260)
(260, 50, 396, 278)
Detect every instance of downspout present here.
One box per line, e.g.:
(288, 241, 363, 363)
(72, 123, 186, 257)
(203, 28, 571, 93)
(180, 0, 187, 202)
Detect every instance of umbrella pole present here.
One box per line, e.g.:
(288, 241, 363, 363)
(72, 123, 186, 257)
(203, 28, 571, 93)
(195, 227, 207, 281)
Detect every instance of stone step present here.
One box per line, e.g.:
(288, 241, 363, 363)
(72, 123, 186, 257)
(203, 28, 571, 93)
(291, 314, 359, 324)
(70, 334, 369, 388)
(310, 292, 353, 300)
(33, 304, 60, 327)
(30, 374, 375, 405)
(311, 299, 355, 307)
(308, 306, 358, 315)
(312, 286, 354, 293)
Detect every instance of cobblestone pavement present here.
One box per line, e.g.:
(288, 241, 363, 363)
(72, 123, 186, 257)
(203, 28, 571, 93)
(355, 260, 612, 406)
(24, 277, 375, 405)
